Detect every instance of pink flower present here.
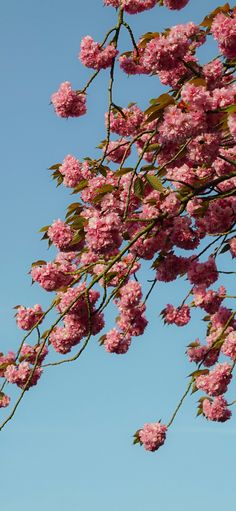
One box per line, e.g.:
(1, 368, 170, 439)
(106, 139, 131, 163)
(193, 285, 226, 314)
(138, 422, 167, 452)
(221, 331, 236, 360)
(195, 363, 232, 397)
(0, 352, 16, 377)
(163, 0, 189, 9)
(59, 155, 87, 188)
(16, 304, 44, 331)
(119, 49, 150, 75)
(5, 362, 42, 390)
(31, 259, 76, 291)
(106, 105, 144, 137)
(104, 328, 131, 354)
(156, 253, 189, 282)
(228, 113, 236, 142)
(186, 340, 219, 367)
(84, 210, 122, 256)
(49, 324, 83, 354)
(104, 0, 120, 6)
(19, 343, 48, 365)
(181, 84, 211, 110)
(48, 220, 73, 250)
(122, 0, 156, 14)
(211, 12, 236, 59)
(187, 257, 218, 288)
(163, 304, 190, 326)
(187, 133, 220, 165)
(79, 36, 118, 70)
(202, 396, 231, 422)
(229, 237, 236, 258)
(51, 82, 86, 118)
(57, 283, 100, 315)
(0, 393, 10, 408)
(158, 105, 206, 145)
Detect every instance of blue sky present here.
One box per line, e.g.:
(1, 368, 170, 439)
(0, 1, 235, 510)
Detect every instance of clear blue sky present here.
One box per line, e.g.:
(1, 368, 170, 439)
(1, 1, 235, 510)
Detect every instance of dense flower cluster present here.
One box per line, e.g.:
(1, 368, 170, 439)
(195, 363, 232, 397)
(104, 0, 190, 12)
(80, 36, 118, 70)
(202, 396, 231, 422)
(16, 304, 44, 331)
(47, 220, 73, 250)
(138, 422, 167, 451)
(1, 0, 236, 456)
(5, 362, 42, 390)
(51, 82, 87, 118)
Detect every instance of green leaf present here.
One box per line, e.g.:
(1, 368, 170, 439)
(48, 163, 61, 170)
(145, 173, 164, 191)
(98, 165, 108, 177)
(145, 143, 160, 153)
(200, 3, 230, 28)
(42, 329, 50, 340)
(41, 232, 49, 240)
(189, 369, 209, 379)
(145, 93, 175, 118)
(220, 243, 230, 254)
(98, 334, 106, 346)
(94, 184, 114, 194)
(134, 177, 144, 199)
(112, 104, 126, 119)
(196, 408, 203, 417)
(140, 164, 158, 172)
(39, 225, 50, 233)
(139, 32, 159, 48)
(188, 77, 207, 87)
(31, 260, 47, 267)
(71, 180, 88, 194)
(115, 167, 133, 177)
(67, 202, 83, 212)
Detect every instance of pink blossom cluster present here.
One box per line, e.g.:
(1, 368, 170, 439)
(106, 105, 144, 137)
(0, 352, 16, 377)
(31, 258, 76, 291)
(187, 340, 219, 367)
(0, 393, 10, 408)
(104, 0, 156, 14)
(80, 36, 118, 70)
(119, 21, 203, 84)
(104, 328, 131, 354)
(48, 284, 104, 354)
(47, 220, 73, 250)
(19, 343, 48, 365)
(105, 281, 147, 354)
(221, 332, 236, 360)
(162, 304, 190, 326)
(187, 257, 218, 288)
(202, 396, 231, 422)
(138, 422, 167, 451)
(195, 363, 232, 397)
(116, 281, 148, 337)
(104, 0, 189, 12)
(105, 139, 131, 163)
(59, 155, 93, 188)
(16, 304, 44, 331)
(5, 362, 42, 390)
(51, 82, 86, 118)
(211, 12, 236, 59)
(192, 285, 226, 314)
